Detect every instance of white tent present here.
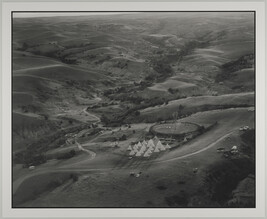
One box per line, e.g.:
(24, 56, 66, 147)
(153, 136, 159, 145)
(137, 142, 142, 148)
(231, 145, 238, 150)
(154, 147, 160, 153)
(165, 144, 171, 149)
(140, 144, 147, 152)
(133, 144, 138, 150)
(135, 151, 142, 157)
(143, 152, 150, 157)
(142, 140, 148, 146)
(127, 145, 132, 151)
(156, 140, 166, 151)
(147, 139, 155, 148)
(144, 147, 153, 154)
(133, 147, 139, 153)
(143, 150, 152, 157)
(129, 150, 136, 156)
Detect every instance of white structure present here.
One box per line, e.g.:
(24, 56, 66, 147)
(135, 151, 142, 157)
(142, 140, 148, 146)
(133, 144, 138, 150)
(128, 137, 171, 158)
(154, 147, 160, 152)
(231, 145, 238, 150)
(133, 147, 139, 153)
(147, 139, 155, 149)
(143, 149, 152, 157)
(129, 150, 136, 156)
(137, 142, 142, 148)
(29, 166, 35, 170)
(156, 141, 166, 151)
(153, 136, 159, 145)
(127, 145, 132, 151)
(165, 144, 171, 149)
(140, 145, 147, 153)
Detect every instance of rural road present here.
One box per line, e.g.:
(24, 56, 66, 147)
(154, 130, 235, 164)
(75, 140, 96, 159)
(13, 140, 96, 194)
(13, 64, 62, 73)
(82, 108, 100, 122)
(12, 128, 234, 194)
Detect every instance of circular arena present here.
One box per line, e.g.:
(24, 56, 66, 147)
(150, 122, 200, 136)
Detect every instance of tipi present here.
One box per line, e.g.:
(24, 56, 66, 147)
(137, 142, 142, 148)
(133, 147, 139, 153)
(127, 145, 132, 151)
(147, 139, 155, 149)
(142, 140, 148, 146)
(129, 150, 136, 156)
(165, 143, 171, 149)
(143, 149, 152, 157)
(135, 151, 142, 157)
(140, 144, 147, 152)
(133, 144, 138, 150)
(154, 147, 160, 153)
(156, 140, 166, 151)
(153, 136, 159, 145)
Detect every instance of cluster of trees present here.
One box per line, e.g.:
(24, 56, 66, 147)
(240, 129, 255, 163)
(70, 173, 79, 182)
(221, 53, 254, 73)
(113, 60, 128, 69)
(17, 153, 47, 167)
(179, 40, 209, 57)
(168, 88, 180, 94)
(100, 95, 172, 126)
(20, 104, 41, 114)
(56, 150, 76, 160)
(14, 124, 91, 167)
(216, 53, 254, 82)
(119, 134, 127, 141)
(103, 86, 128, 97)
(203, 156, 254, 206)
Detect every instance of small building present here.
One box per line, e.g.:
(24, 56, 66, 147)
(29, 166, 35, 170)
(217, 147, 225, 153)
(231, 145, 239, 154)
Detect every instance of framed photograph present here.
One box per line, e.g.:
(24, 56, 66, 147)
(1, 0, 266, 218)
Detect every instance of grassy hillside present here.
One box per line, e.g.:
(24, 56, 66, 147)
(12, 112, 58, 151)
(129, 92, 254, 123)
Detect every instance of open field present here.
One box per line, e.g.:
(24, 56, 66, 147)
(12, 12, 255, 208)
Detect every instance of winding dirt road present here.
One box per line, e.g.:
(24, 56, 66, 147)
(12, 128, 235, 194)
(82, 108, 100, 122)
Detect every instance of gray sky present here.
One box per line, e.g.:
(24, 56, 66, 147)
(13, 12, 128, 18)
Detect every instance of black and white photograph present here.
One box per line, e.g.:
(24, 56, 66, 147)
(10, 10, 258, 209)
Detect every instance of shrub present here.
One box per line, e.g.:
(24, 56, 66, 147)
(70, 173, 78, 182)
(56, 150, 76, 160)
(119, 134, 127, 141)
(135, 111, 140, 116)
